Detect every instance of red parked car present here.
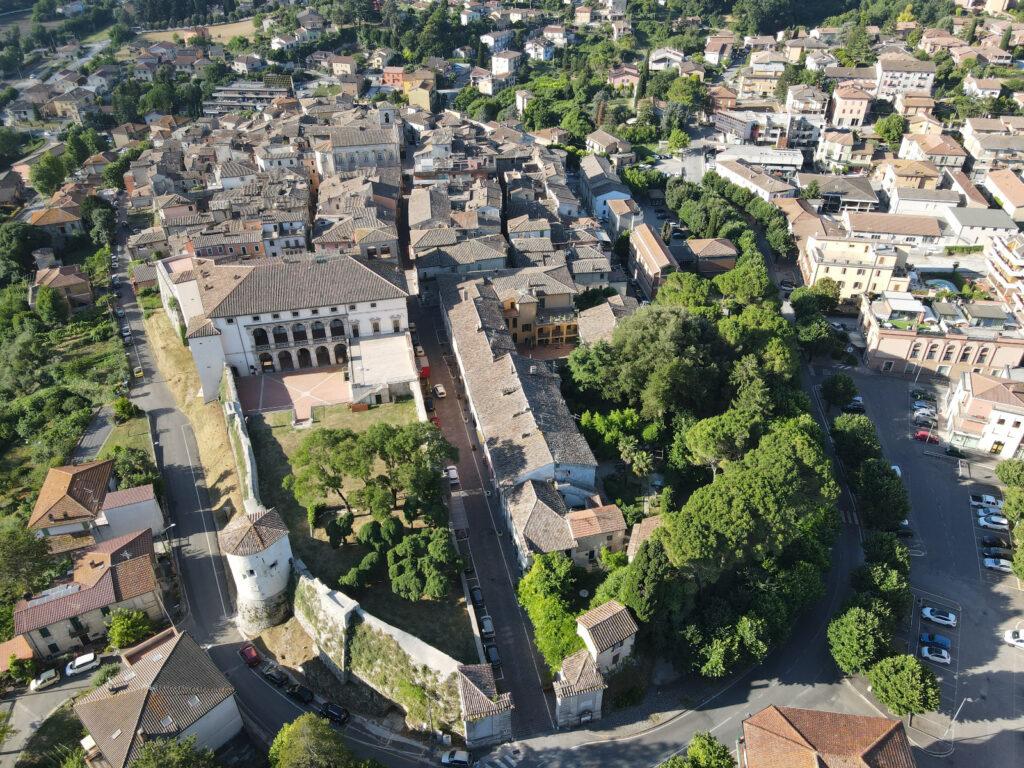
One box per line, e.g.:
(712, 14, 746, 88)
(914, 430, 940, 443)
(430, 416, 441, 428)
(238, 642, 261, 667)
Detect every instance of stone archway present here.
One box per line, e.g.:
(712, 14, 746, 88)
(315, 346, 331, 366)
(292, 323, 307, 343)
(330, 319, 345, 338)
(259, 352, 274, 372)
(278, 350, 294, 371)
(297, 348, 313, 368)
(334, 343, 347, 364)
(311, 321, 326, 340)
(253, 327, 269, 347)
(273, 325, 289, 345)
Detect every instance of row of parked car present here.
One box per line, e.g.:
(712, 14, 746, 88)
(468, 581, 500, 673)
(237, 642, 350, 726)
(919, 606, 957, 665)
(28, 651, 102, 691)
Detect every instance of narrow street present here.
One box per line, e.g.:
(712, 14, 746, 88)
(410, 295, 558, 739)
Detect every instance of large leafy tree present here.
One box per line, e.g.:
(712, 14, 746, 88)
(386, 528, 460, 601)
(28, 150, 65, 195)
(685, 408, 754, 478)
(271, 713, 385, 768)
(105, 609, 152, 649)
(867, 655, 941, 716)
(831, 413, 882, 468)
(517, 553, 585, 671)
(853, 459, 909, 531)
(33, 285, 68, 325)
(820, 373, 857, 410)
(827, 605, 892, 676)
(0, 221, 50, 284)
(283, 428, 372, 514)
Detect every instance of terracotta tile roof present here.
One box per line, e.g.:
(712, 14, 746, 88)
(986, 169, 1024, 207)
(554, 648, 605, 697)
(195, 255, 407, 319)
(0, 636, 34, 672)
(101, 484, 156, 510)
(967, 371, 1024, 409)
(218, 507, 288, 556)
(14, 530, 156, 635)
(577, 600, 637, 652)
(75, 629, 235, 768)
(686, 238, 739, 257)
(29, 207, 81, 226)
(29, 460, 114, 529)
(630, 223, 677, 273)
(742, 705, 916, 768)
(566, 504, 626, 539)
(845, 212, 941, 237)
(35, 265, 90, 289)
(457, 664, 514, 720)
(626, 514, 663, 560)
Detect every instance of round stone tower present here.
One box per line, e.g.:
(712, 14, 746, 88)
(218, 500, 293, 636)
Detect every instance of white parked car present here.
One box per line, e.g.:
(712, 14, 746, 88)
(29, 668, 59, 691)
(433, 384, 447, 398)
(1004, 629, 1024, 649)
(979, 515, 1010, 531)
(983, 558, 1013, 574)
(920, 645, 951, 665)
(65, 652, 100, 677)
(921, 606, 957, 628)
(440, 750, 471, 767)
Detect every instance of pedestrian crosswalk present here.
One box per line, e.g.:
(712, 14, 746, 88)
(840, 507, 860, 525)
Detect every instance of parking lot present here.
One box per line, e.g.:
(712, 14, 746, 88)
(808, 365, 1024, 754)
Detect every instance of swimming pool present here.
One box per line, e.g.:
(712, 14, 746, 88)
(926, 279, 958, 294)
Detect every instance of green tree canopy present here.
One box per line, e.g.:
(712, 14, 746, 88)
(831, 413, 881, 468)
(867, 654, 941, 716)
(270, 713, 384, 768)
(827, 605, 892, 675)
(874, 113, 908, 146)
(853, 459, 910, 531)
(821, 373, 858, 409)
(33, 285, 68, 325)
(105, 609, 152, 649)
(130, 735, 218, 768)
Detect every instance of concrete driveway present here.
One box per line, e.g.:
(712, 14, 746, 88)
(0, 671, 94, 768)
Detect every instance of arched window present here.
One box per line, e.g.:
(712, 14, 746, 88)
(330, 319, 345, 338)
(959, 346, 973, 363)
(292, 323, 307, 343)
(273, 325, 288, 345)
(311, 320, 326, 340)
(909, 342, 921, 359)
(253, 328, 269, 347)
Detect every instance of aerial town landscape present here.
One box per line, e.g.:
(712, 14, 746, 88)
(1, 0, 1024, 765)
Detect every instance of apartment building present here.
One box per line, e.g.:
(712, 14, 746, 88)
(736, 52, 788, 98)
(798, 235, 909, 301)
(984, 169, 1024, 221)
(716, 159, 797, 201)
(628, 224, 678, 299)
(875, 56, 936, 101)
(986, 233, 1024, 318)
(945, 371, 1024, 456)
(859, 291, 1024, 377)
(842, 211, 943, 248)
(898, 133, 968, 171)
(829, 86, 872, 128)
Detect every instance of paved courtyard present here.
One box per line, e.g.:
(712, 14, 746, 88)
(236, 368, 351, 420)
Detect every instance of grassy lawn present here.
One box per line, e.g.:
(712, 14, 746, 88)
(142, 311, 243, 520)
(14, 702, 86, 768)
(249, 400, 476, 662)
(98, 413, 152, 460)
(139, 17, 257, 44)
(83, 24, 114, 43)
